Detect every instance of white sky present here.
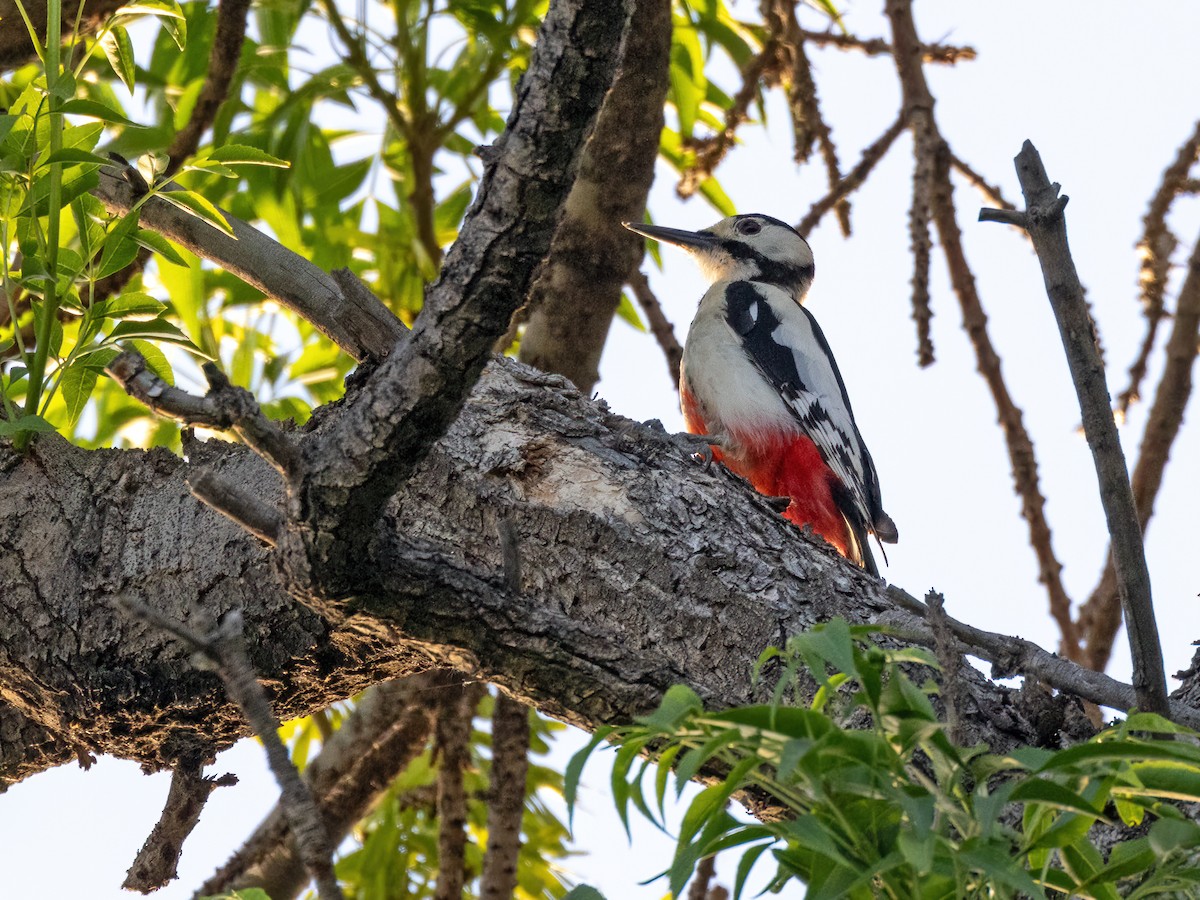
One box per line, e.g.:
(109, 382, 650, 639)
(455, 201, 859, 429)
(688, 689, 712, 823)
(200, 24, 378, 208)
(5, 1, 1200, 898)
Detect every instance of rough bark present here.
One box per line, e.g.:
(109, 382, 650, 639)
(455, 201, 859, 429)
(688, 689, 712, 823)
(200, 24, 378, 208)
(0, 358, 1095, 790)
(517, 0, 672, 394)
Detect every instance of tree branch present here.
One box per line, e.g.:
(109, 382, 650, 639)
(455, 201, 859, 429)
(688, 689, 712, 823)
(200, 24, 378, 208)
(123, 763, 238, 893)
(982, 141, 1168, 714)
(165, 0, 251, 171)
(117, 601, 344, 900)
(203, 674, 446, 900)
(92, 167, 406, 362)
(434, 680, 484, 900)
(1079, 227, 1200, 671)
(479, 694, 531, 900)
(629, 268, 684, 390)
(291, 0, 631, 592)
(886, 0, 1080, 661)
(518, 0, 671, 394)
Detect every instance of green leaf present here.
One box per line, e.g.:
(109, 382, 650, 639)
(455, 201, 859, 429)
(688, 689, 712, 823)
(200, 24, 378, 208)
(733, 841, 771, 900)
(93, 291, 166, 320)
(134, 229, 188, 266)
(106, 317, 202, 355)
(58, 99, 142, 128)
(564, 727, 613, 824)
(96, 211, 142, 279)
(615, 292, 645, 332)
(100, 24, 137, 92)
(128, 340, 175, 386)
(60, 364, 99, 427)
(1009, 777, 1105, 818)
(0, 414, 57, 437)
(640, 684, 703, 730)
(561, 887, 606, 900)
(43, 148, 110, 168)
(159, 190, 233, 236)
(206, 144, 289, 168)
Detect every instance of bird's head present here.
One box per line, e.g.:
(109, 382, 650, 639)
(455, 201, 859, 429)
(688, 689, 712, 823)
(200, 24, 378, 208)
(624, 214, 814, 299)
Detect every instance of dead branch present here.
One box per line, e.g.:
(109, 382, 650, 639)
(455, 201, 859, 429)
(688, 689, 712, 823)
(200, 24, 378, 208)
(886, 0, 1080, 661)
(797, 112, 907, 236)
(797, 27, 976, 64)
(117, 600, 344, 900)
(981, 141, 1167, 715)
(106, 351, 300, 478)
(1119, 119, 1200, 417)
(1079, 227, 1200, 671)
(629, 269, 684, 389)
(883, 588, 1199, 729)
(123, 763, 237, 893)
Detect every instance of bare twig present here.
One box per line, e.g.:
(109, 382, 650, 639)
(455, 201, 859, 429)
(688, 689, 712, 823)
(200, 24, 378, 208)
(886, 0, 1080, 661)
(950, 151, 1016, 212)
(629, 269, 684, 389)
(924, 591, 965, 745)
(166, 0, 251, 172)
(1119, 119, 1200, 417)
(434, 681, 484, 900)
(909, 150, 935, 366)
(797, 28, 976, 64)
(479, 694, 531, 900)
(1079, 227, 1200, 671)
(198, 675, 447, 900)
(124, 762, 238, 893)
(885, 588, 1200, 729)
(982, 141, 1168, 715)
(106, 350, 301, 478)
(679, 50, 776, 198)
(797, 112, 907, 236)
(767, 0, 849, 234)
(188, 471, 284, 546)
(117, 599, 345, 900)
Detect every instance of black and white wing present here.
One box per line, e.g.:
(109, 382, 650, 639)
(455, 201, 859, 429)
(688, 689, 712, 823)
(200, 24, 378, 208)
(723, 281, 896, 546)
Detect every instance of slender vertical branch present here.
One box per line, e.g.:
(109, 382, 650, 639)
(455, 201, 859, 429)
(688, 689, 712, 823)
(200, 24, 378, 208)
(479, 695, 531, 900)
(982, 142, 1168, 715)
(886, 0, 1080, 661)
(1078, 227, 1200, 671)
(434, 681, 484, 900)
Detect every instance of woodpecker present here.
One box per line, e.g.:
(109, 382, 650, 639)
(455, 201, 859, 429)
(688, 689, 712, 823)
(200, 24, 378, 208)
(624, 214, 898, 573)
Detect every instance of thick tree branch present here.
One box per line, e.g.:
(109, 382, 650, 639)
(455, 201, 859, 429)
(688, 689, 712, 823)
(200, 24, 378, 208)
(982, 142, 1168, 715)
(92, 168, 406, 362)
(291, 0, 631, 591)
(434, 680, 483, 900)
(5, 357, 1171, 792)
(518, 0, 671, 394)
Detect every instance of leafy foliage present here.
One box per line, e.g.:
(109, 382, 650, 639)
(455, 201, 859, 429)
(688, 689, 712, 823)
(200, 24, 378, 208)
(568, 620, 1200, 899)
(281, 691, 576, 900)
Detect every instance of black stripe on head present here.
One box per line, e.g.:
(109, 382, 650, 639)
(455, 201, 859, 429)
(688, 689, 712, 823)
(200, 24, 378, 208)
(731, 213, 802, 236)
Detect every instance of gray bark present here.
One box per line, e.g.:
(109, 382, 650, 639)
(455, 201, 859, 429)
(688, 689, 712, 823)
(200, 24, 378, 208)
(0, 357, 1084, 789)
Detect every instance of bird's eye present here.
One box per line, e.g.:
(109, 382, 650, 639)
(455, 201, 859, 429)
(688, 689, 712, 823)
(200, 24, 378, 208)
(737, 219, 762, 236)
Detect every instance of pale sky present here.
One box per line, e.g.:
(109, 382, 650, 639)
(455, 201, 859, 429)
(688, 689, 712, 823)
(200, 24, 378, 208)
(5, 2, 1200, 898)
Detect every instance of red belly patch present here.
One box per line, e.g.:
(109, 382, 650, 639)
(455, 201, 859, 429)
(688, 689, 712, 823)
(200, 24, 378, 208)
(681, 384, 851, 557)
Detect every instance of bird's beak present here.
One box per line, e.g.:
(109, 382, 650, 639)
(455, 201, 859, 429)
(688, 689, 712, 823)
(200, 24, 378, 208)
(622, 221, 718, 251)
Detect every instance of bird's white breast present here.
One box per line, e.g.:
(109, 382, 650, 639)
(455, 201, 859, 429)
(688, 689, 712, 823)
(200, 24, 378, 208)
(681, 283, 805, 449)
